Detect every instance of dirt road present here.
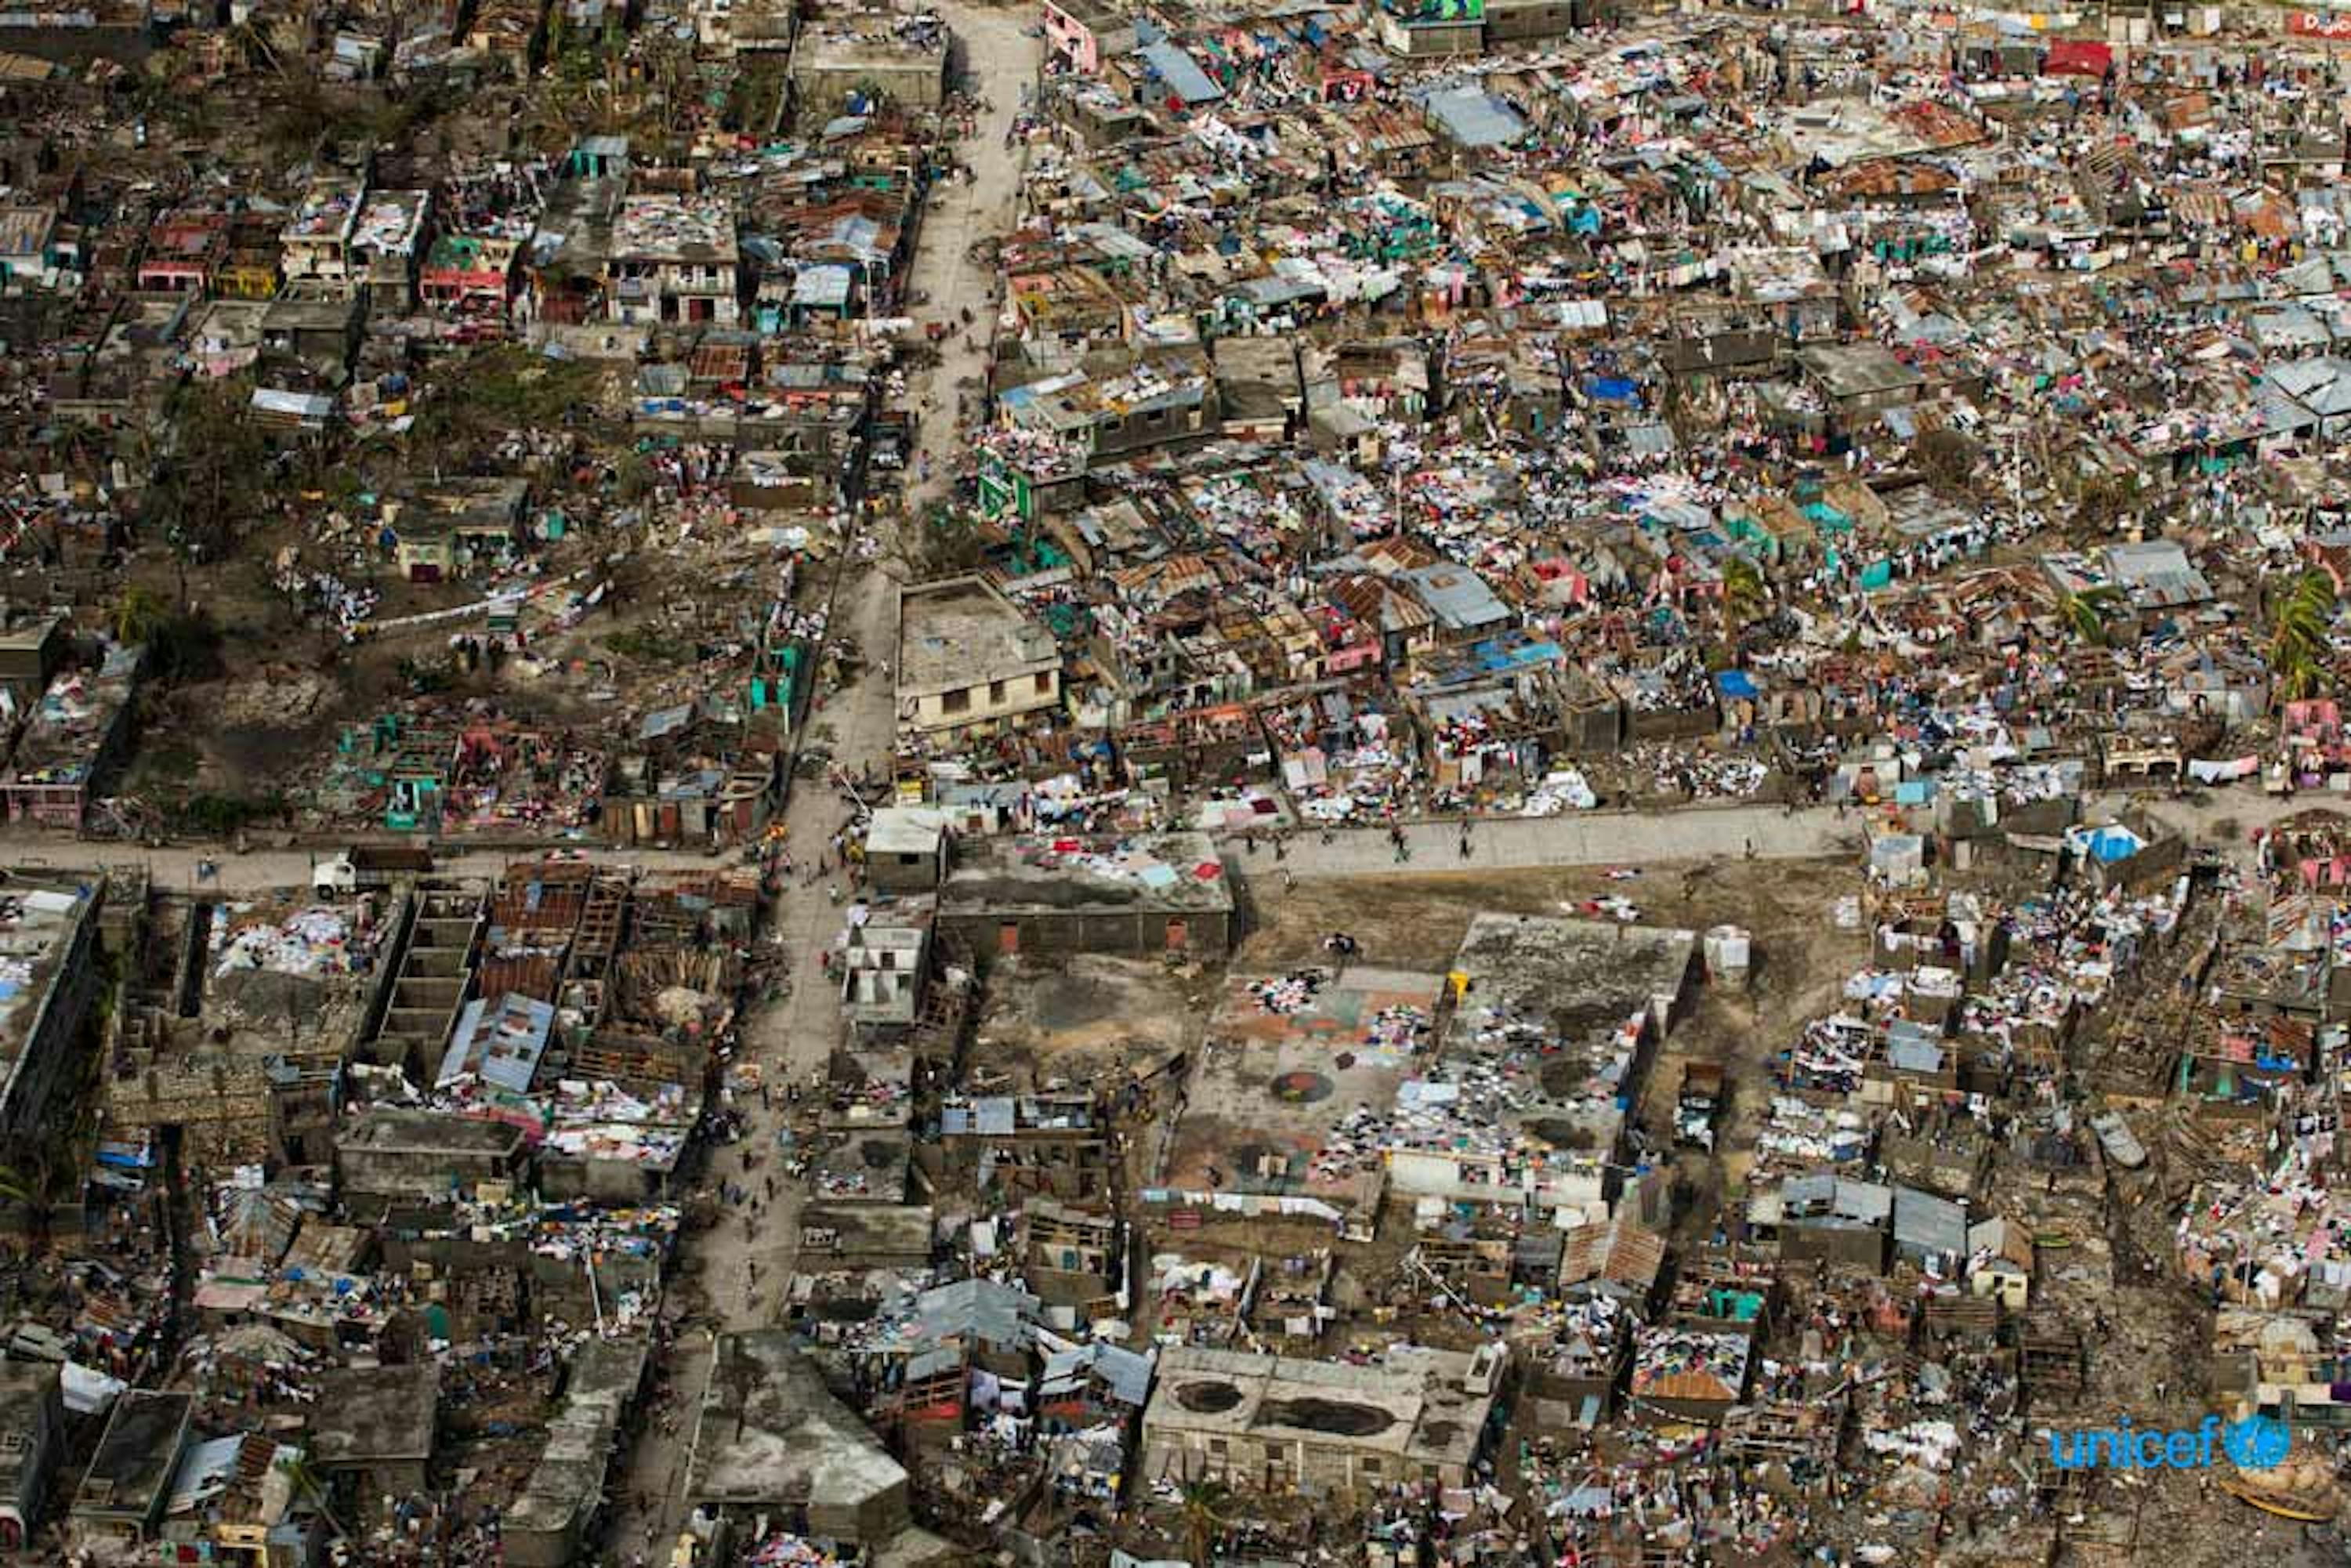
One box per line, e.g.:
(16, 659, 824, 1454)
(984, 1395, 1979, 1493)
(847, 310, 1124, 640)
(601, 8, 1038, 1559)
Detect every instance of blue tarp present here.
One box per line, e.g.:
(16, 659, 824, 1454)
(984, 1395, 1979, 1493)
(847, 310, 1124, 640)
(2074, 824, 2145, 863)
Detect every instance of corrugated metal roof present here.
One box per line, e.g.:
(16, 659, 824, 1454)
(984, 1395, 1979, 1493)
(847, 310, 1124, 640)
(1139, 41, 1223, 104)
(1418, 85, 1526, 150)
(439, 992, 554, 1094)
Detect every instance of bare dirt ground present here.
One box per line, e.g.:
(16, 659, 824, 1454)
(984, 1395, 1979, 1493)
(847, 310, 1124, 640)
(969, 953, 1212, 1092)
(1168, 860, 1865, 1263)
(1236, 856, 1871, 1244)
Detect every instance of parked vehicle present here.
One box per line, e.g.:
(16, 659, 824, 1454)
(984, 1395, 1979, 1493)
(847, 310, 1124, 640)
(1675, 1063, 1726, 1152)
(313, 844, 434, 897)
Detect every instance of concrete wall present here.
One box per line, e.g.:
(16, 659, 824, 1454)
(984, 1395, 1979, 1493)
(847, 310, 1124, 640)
(909, 668, 1060, 734)
(539, 1151, 673, 1204)
(1485, 0, 1579, 41)
(338, 1141, 526, 1203)
(793, 55, 947, 110)
(1777, 1220, 1889, 1273)
(866, 850, 940, 893)
(1040, 0, 1101, 70)
(938, 906, 1230, 962)
(1143, 1425, 1456, 1497)
(806, 1475, 911, 1542)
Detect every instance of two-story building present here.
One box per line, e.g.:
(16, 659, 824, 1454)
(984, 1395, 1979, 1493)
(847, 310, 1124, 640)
(607, 194, 740, 327)
(279, 178, 365, 293)
(896, 575, 1062, 739)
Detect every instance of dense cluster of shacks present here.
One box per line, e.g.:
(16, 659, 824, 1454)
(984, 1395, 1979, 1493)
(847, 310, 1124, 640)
(0, 0, 2349, 1551)
(795, 777, 2351, 1568)
(0, 0, 973, 842)
(864, 0, 2351, 1559)
(884, 0, 2351, 843)
(0, 856, 772, 1566)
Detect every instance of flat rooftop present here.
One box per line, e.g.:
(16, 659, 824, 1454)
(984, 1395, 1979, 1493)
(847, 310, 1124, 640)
(610, 195, 737, 264)
(1147, 1344, 1491, 1475)
(75, 1389, 192, 1519)
(970, 954, 1202, 1093)
(337, 1106, 527, 1158)
(799, 31, 948, 67)
(684, 1332, 907, 1510)
(1445, 914, 1695, 1052)
(897, 575, 1059, 697)
(309, 1365, 437, 1465)
(0, 871, 96, 1106)
(940, 832, 1234, 918)
(1168, 965, 1440, 1215)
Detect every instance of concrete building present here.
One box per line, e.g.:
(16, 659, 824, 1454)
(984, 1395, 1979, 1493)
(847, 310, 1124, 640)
(1794, 342, 1927, 432)
(939, 1091, 1106, 1197)
(335, 1106, 531, 1203)
(0, 1362, 61, 1551)
(0, 869, 106, 1150)
(842, 914, 929, 1032)
(308, 1366, 437, 1501)
(789, 16, 950, 109)
(1143, 1344, 1502, 1494)
(935, 831, 1233, 959)
(606, 195, 740, 328)
(69, 1390, 193, 1553)
(897, 576, 1063, 739)
(863, 805, 950, 893)
(1039, 0, 1133, 72)
(0, 616, 63, 705)
(1483, 0, 1583, 42)
(350, 188, 430, 310)
(1381, 914, 1694, 1226)
(684, 1332, 910, 1544)
(505, 1335, 648, 1568)
(278, 177, 363, 292)
(1368, 0, 1484, 56)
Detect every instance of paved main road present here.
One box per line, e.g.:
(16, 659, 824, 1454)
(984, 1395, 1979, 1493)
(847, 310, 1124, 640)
(1265, 802, 1860, 876)
(55, 784, 2313, 900)
(0, 800, 1864, 898)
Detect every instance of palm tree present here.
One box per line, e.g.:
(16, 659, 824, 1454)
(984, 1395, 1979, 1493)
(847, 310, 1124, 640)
(274, 1451, 350, 1542)
(113, 586, 170, 649)
(1178, 1475, 1231, 1568)
(1720, 557, 1768, 627)
(2269, 570, 2338, 707)
(2056, 584, 2126, 647)
(0, 1153, 58, 1240)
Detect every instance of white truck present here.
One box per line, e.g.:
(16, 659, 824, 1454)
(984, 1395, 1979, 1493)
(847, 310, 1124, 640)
(313, 844, 434, 897)
(1675, 1063, 1726, 1152)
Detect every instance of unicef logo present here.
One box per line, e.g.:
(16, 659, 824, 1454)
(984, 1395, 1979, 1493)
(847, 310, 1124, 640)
(2223, 1414, 2292, 1471)
(2048, 1413, 2291, 1470)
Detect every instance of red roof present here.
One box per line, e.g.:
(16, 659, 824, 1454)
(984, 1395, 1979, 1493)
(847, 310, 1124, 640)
(2043, 41, 2112, 78)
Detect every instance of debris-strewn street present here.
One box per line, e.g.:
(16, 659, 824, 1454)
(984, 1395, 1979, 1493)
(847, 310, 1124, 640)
(5, 0, 2351, 1565)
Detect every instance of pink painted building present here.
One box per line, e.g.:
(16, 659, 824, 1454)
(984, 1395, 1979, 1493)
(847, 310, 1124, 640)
(1041, 0, 1133, 74)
